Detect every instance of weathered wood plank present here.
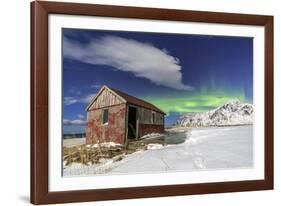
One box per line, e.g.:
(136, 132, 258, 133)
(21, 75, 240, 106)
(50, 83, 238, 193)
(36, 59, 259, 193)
(88, 88, 125, 110)
(137, 107, 164, 125)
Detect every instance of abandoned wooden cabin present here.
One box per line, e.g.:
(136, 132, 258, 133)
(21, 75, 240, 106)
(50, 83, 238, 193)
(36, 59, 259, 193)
(85, 85, 165, 145)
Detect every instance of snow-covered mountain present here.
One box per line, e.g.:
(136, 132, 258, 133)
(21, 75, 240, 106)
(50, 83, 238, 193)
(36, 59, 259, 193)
(174, 100, 254, 127)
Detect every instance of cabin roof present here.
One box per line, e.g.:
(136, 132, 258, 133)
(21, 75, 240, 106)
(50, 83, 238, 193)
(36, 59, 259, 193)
(109, 87, 166, 114)
(86, 86, 166, 115)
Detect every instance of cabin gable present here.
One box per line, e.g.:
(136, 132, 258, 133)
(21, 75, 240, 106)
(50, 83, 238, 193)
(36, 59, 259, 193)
(87, 87, 126, 111)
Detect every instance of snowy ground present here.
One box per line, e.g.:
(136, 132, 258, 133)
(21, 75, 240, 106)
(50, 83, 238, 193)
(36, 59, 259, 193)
(63, 137, 85, 148)
(63, 125, 253, 176)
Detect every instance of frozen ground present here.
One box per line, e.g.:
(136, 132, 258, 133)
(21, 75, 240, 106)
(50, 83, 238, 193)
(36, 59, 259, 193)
(63, 137, 86, 148)
(63, 125, 253, 176)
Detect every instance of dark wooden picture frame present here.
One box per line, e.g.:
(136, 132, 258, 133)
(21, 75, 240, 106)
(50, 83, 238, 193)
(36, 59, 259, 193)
(31, 1, 274, 204)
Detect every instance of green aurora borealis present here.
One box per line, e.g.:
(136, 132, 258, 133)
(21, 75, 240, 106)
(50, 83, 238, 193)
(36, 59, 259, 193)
(144, 90, 247, 116)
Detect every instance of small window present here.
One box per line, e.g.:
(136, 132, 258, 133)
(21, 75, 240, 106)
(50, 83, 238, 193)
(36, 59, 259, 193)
(152, 112, 155, 124)
(102, 109, 109, 124)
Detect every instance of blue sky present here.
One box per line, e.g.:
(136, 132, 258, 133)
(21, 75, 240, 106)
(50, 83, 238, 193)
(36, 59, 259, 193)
(62, 28, 253, 134)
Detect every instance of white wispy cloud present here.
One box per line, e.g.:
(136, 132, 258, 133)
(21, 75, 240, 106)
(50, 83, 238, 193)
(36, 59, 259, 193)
(90, 84, 102, 89)
(64, 93, 96, 106)
(64, 96, 78, 105)
(77, 114, 85, 119)
(63, 36, 193, 90)
(68, 88, 82, 95)
(63, 119, 86, 125)
(63, 113, 86, 125)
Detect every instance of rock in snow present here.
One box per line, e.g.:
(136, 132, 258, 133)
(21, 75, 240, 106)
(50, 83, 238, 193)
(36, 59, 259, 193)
(175, 100, 254, 127)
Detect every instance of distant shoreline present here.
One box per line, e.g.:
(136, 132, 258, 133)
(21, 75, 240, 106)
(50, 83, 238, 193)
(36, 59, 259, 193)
(63, 133, 85, 139)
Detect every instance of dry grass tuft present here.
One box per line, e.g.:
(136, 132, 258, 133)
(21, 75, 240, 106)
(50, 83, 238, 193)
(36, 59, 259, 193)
(63, 138, 166, 166)
(63, 143, 127, 166)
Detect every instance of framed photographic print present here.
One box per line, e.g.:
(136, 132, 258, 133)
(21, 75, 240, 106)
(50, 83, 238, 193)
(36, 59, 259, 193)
(30, 1, 274, 204)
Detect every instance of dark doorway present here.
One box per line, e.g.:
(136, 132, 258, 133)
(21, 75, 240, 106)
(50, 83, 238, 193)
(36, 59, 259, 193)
(128, 106, 137, 139)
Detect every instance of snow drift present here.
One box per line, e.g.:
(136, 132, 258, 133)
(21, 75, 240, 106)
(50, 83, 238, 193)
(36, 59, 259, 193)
(175, 100, 254, 127)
